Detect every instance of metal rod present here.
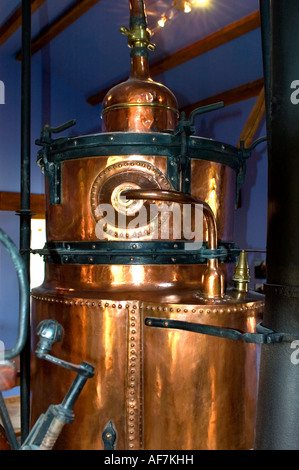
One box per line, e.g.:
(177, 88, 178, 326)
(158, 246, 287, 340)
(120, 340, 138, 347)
(0, 393, 20, 450)
(259, 0, 271, 141)
(19, 0, 32, 443)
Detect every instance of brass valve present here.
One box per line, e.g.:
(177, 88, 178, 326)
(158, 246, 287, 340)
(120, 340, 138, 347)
(120, 25, 156, 51)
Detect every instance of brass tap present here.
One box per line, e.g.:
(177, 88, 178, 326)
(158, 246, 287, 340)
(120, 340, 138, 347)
(120, 25, 156, 51)
(233, 250, 251, 292)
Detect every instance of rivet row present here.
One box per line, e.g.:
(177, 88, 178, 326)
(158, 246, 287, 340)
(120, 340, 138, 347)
(31, 295, 264, 315)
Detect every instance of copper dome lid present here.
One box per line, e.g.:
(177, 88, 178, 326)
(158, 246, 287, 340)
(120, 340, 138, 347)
(101, 0, 179, 133)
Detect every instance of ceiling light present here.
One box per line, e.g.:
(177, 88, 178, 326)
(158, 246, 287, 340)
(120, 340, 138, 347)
(184, 2, 192, 13)
(192, 0, 211, 7)
(172, 1, 192, 13)
(157, 15, 167, 27)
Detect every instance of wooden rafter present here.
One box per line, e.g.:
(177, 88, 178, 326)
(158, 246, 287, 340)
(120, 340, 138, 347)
(16, 0, 102, 61)
(180, 78, 264, 116)
(0, 192, 45, 219)
(235, 86, 266, 208)
(0, 0, 46, 47)
(237, 86, 265, 148)
(87, 10, 261, 106)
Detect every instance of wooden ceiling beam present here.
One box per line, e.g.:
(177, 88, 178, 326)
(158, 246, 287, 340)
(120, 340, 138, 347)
(151, 11, 261, 77)
(87, 10, 261, 106)
(0, 0, 46, 47)
(16, 0, 102, 61)
(237, 86, 265, 148)
(0, 192, 45, 219)
(179, 77, 264, 116)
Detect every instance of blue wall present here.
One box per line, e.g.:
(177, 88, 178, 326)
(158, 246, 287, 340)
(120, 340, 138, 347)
(0, 52, 101, 356)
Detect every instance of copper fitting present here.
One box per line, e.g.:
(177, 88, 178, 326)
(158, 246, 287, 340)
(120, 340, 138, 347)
(233, 250, 251, 293)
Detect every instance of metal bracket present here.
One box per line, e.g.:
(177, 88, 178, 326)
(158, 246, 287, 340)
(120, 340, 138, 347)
(236, 136, 267, 207)
(36, 119, 76, 205)
(167, 156, 180, 191)
(174, 102, 225, 194)
(144, 318, 299, 344)
(102, 421, 117, 450)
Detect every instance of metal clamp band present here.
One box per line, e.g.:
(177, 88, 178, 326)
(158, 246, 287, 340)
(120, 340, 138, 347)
(31, 241, 238, 266)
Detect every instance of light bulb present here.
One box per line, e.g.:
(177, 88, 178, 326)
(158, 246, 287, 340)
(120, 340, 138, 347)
(184, 1, 192, 12)
(158, 15, 167, 27)
(192, 0, 210, 7)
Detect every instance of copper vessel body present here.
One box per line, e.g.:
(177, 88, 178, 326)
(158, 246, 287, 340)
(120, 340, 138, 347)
(31, 278, 263, 450)
(30, 1, 263, 449)
(0, 425, 10, 451)
(30, 151, 263, 450)
(45, 155, 236, 245)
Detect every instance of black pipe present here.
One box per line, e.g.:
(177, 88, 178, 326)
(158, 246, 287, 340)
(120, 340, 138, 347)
(19, 0, 32, 443)
(255, 0, 299, 449)
(259, 0, 271, 140)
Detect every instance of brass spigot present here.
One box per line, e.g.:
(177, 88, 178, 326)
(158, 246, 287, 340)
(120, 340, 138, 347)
(233, 250, 251, 292)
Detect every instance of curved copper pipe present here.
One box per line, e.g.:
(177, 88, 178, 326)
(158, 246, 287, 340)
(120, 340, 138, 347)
(122, 189, 224, 298)
(122, 189, 218, 251)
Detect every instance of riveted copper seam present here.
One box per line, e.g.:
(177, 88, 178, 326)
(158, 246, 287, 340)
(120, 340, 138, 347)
(126, 303, 143, 450)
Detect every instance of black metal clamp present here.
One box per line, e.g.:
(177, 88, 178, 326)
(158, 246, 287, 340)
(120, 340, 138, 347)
(36, 120, 77, 205)
(236, 136, 267, 206)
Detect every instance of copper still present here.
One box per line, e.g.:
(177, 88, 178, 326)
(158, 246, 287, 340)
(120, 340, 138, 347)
(30, 0, 264, 450)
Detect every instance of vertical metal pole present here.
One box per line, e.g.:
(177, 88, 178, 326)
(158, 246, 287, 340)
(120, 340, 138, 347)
(20, 0, 31, 442)
(255, 0, 299, 449)
(259, 0, 271, 140)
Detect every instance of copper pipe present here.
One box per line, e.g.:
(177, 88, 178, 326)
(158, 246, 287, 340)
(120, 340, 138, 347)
(122, 189, 224, 298)
(122, 189, 218, 250)
(129, 0, 147, 23)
